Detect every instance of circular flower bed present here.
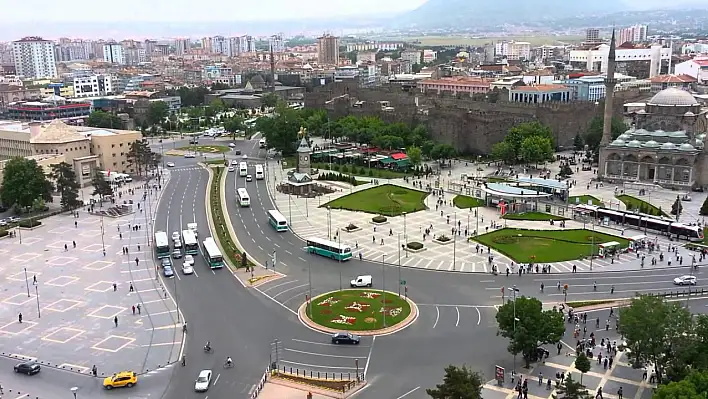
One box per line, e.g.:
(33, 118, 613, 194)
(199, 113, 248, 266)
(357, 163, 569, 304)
(372, 215, 387, 223)
(305, 289, 411, 331)
(345, 223, 359, 231)
(492, 235, 518, 244)
(436, 234, 451, 242)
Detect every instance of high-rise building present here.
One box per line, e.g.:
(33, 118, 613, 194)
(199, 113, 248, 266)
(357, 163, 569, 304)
(73, 75, 113, 97)
(495, 41, 531, 60)
(103, 43, 125, 64)
(124, 47, 147, 65)
(269, 34, 285, 54)
(618, 25, 648, 44)
(12, 37, 58, 79)
(586, 28, 601, 44)
(317, 34, 339, 65)
(174, 38, 190, 55)
(211, 36, 227, 55)
(200, 37, 212, 53)
(144, 40, 156, 59)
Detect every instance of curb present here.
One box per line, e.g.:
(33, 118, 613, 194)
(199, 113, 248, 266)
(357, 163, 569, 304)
(297, 289, 418, 336)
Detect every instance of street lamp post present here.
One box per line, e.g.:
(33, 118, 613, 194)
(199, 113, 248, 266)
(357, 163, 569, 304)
(382, 254, 386, 328)
(589, 220, 595, 271)
(453, 212, 457, 271)
(288, 194, 292, 226)
(173, 272, 180, 322)
(398, 233, 402, 297)
(338, 232, 342, 291)
(475, 208, 479, 236)
(511, 285, 519, 374)
(35, 285, 40, 318)
(327, 206, 332, 240)
(308, 256, 313, 316)
(403, 212, 407, 258)
(24, 267, 30, 297)
(100, 214, 106, 252)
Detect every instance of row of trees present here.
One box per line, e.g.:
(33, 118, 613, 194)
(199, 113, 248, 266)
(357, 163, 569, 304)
(490, 121, 555, 165)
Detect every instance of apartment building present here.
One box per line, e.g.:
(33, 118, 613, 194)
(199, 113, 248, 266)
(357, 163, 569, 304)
(12, 37, 58, 79)
(174, 38, 190, 55)
(495, 41, 531, 60)
(586, 28, 601, 44)
(674, 58, 708, 84)
(124, 47, 147, 65)
(270, 34, 285, 53)
(345, 42, 404, 52)
(400, 50, 422, 65)
(73, 75, 113, 98)
(317, 34, 339, 65)
(618, 25, 648, 44)
(103, 43, 125, 64)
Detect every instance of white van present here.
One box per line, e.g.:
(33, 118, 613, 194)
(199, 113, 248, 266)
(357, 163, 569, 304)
(259, 138, 266, 148)
(350, 275, 372, 288)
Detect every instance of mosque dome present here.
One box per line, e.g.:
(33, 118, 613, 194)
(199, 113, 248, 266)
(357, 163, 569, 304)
(679, 143, 696, 151)
(610, 139, 626, 146)
(617, 134, 632, 140)
(660, 142, 677, 150)
(627, 140, 642, 148)
(685, 111, 696, 117)
(648, 88, 699, 106)
(642, 140, 660, 148)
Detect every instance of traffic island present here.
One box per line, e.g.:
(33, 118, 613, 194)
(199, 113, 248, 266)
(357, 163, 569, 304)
(298, 289, 418, 336)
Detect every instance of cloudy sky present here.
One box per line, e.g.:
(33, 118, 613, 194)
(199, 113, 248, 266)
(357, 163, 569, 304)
(5, 0, 428, 21)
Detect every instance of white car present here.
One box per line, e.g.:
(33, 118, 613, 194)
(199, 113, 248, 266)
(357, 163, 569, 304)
(194, 369, 212, 392)
(184, 255, 195, 266)
(229, 143, 236, 148)
(182, 263, 194, 275)
(171, 231, 180, 241)
(166, 162, 175, 167)
(242, 154, 248, 160)
(674, 275, 697, 285)
(184, 152, 196, 158)
(231, 160, 238, 166)
(246, 174, 253, 182)
(228, 166, 235, 172)
(350, 275, 373, 288)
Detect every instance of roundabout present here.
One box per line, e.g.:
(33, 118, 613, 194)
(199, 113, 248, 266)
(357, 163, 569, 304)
(298, 289, 418, 335)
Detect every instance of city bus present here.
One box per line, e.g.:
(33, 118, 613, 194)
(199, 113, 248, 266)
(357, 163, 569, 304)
(237, 188, 250, 207)
(154, 231, 171, 258)
(306, 237, 352, 261)
(267, 209, 288, 232)
(202, 237, 224, 269)
(255, 164, 264, 180)
(181, 229, 199, 255)
(239, 162, 248, 177)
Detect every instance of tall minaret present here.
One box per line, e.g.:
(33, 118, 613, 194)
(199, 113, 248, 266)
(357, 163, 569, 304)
(600, 29, 617, 147)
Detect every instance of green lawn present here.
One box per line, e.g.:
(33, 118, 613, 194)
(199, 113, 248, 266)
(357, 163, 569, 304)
(176, 145, 230, 153)
(323, 184, 428, 216)
(487, 177, 510, 183)
(453, 195, 485, 209)
(306, 289, 411, 331)
(502, 212, 568, 221)
(471, 228, 630, 263)
(616, 194, 668, 217)
(209, 167, 254, 269)
(569, 195, 605, 207)
(315, 162, 409, 179)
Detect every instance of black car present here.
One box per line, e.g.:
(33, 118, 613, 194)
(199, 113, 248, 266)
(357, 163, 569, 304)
(235, 149, 242, 155)
(331, 332, 360, 345)
(14, 360, 40, 375)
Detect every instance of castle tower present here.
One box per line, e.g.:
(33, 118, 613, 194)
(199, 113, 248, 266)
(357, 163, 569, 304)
(296, 127, 311, 175)
(601, 29, 617, 147)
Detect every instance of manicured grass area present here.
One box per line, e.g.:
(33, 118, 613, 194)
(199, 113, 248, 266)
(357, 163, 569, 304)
(616, 194, 668, 217)
(502, 212, 568, 221)
(315, 162, 409, 179)
(324, 184, 428, 216)
(566, 300, 618, 308)
(453, 195, 485, 209)
(205, 159, 228, 165)
(306, 289, 411, 331)
(209, 167, 254, 269)
(487, 177, 509, 183)
(569, 195, 605, 207)
(471, 228, 630, 263)
(177, 145, 230, 153)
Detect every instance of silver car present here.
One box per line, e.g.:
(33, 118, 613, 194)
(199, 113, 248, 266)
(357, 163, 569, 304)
(194, 370, 212, 392)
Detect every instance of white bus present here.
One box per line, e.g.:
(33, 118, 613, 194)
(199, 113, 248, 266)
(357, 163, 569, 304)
(181, 229, 199, 255)
(237, 188, 250, 207)
(202, 237, 224, 269)
(255, 164, 264, 180)
(239, 162, 248, 177)
(267, 210, 288, 232)
(154, 231, 170, 258)
(306, 237, 352, 261)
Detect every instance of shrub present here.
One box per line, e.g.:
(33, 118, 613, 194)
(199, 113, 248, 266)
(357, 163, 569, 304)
(0, 230, 8, 237)
(368, 169, 374, 177)
(359, 167, 366, 175)
(333, 164, 340, 172)
(19, 220, 41, 228)
(345, 223, 358, 231)
(372, 215, 387, 223)
(407, 242, 424, 250)
(436, 234, 451, 242)
(341, 165, 349, 173)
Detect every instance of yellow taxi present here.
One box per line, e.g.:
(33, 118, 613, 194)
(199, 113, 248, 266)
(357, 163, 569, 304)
(103, 371, 138, 389)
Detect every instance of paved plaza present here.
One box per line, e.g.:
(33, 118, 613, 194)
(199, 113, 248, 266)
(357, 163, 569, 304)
(265, 155, 705, 274)
(482, 306, 656, 399)
(0, 171, 181, 377)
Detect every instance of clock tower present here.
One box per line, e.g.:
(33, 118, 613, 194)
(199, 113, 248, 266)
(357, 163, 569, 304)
(296, 127, 311, 175)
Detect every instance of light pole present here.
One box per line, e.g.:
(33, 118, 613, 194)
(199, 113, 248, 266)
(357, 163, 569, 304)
(24, 267, 30, 297)
(398, 233, 402, 297)
(308, 255, 313, 317)
(589, 219, 595, 271)
(453, 212, 457, 271)
(100, 214, 106, 252)
(173, 273, 180, 322)
(288, 194, 292, 226)
(382, 254, 386, 328)
(338, 232, 342, 291)
(467, 210, 471, 235)
(475, 208, 479, 236)
(35, 285, 40, 318)
(403, 212, 408, 258)
(327, 206, 332, 240)
(509, 285, 520, 374)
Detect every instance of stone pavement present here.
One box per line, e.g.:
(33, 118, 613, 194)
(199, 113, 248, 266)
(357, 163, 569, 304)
(264, 157, 695, 274)
(0, 171, 182, 377)
(258, 380, 341, 399)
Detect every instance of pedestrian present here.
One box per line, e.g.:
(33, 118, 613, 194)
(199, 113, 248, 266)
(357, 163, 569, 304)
(557, 342, 562, 355)
(119, 233, 122, 240)
(75, 220, 78, 228)
(596, 387, 603, 399)
(132, 305, 136, 315)
(33, 275, 37, 285)
(73, 240, 76, 248)
(129, 282, 134, 292)
(64, 243, 68, 251)
(137, 304, 141, 314)
(609, 357, 614, 369)
(538, 372, 543, 386)
(92, 365, 97, 376)
(603, 357, 608, 369)
(114, 316, 118, 327)
(137, 244, 140, 251)
(113, 282, 117, 291)
(617, 387, 623, 399)
(18, 312, 22, 323)
(0, 382, 3, 394)
(135, 257, 139, 266)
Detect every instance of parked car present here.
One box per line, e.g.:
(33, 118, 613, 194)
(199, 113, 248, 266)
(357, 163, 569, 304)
(331, 332, 360, 345)
(14, 360, 40, 375)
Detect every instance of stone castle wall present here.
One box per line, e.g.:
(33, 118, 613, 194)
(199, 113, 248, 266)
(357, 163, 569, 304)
(304, 82, 645, 154)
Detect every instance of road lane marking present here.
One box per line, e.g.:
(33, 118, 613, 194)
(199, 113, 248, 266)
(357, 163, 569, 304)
(418, 303, 496, 308)
(433, 306, 440, 329)
(213, 373, 220, 386)
(396, 387, 421, 399)
(455, 307, 460, 327)
(261, 280, 299, 293)
(285, 250, 292, 255)
(274, 243, 280, 248)
(141, 342, 180, 347)
(272, 283, 310, 299)
(253, 286, 297, 315)
(476, 307, 481, 325)
(298, 257, 307, 262)
(279, 360, 357, 370)
(284, 348, 367, 359)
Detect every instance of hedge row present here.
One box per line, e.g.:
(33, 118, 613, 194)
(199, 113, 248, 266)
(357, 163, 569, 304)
(209, 167, 254, 269)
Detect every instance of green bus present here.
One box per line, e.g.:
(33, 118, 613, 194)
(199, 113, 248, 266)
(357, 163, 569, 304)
(306, 237, 352, 261)
(202, 237, 224, 269)
(155, 231, 171, 259)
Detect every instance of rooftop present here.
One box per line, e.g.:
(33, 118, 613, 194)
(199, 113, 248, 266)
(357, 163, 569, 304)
(512, 84, 568, 92)
(648, 74, 697, 84)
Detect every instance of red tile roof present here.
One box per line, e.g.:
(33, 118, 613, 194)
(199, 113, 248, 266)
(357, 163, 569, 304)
(390, 153, 407, 160)
(649, 74, 697, 83)
(693, 59, 708, 67)
(512, 84, 567, 92)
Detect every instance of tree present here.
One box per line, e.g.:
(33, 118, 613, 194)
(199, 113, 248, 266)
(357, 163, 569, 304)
(430, 143, 456, 164)
(559, 163, 574, 178)
(426, 365, 483, 399)
(0, 157, 53, 210)
(618, 295, 694, 383)
(86, 110, 124, 129)
(491, 141, 517, 164)
(91, 170, 114, 201)
(700, 196, 708, 216)
(126, 140, 159, 177)
(260, 93, 279, 108)
(49, 162, 82, 210)
(573, 133, 584, 151)
(412, 63, 423, 73)
(584, 116, 627, 152)
(520, 135, 553, 166)
(496, 296, 564, 368)
(652, 370, 708, 399)
(671, 195, 683, 219)
(146, 101, 169, 127)
(224, 116, 245, 139)
(407, 146, 423, 166)
(552, 373, 592, 399)
(209, 98, 226, 114)
(574, 353, 591, 384)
